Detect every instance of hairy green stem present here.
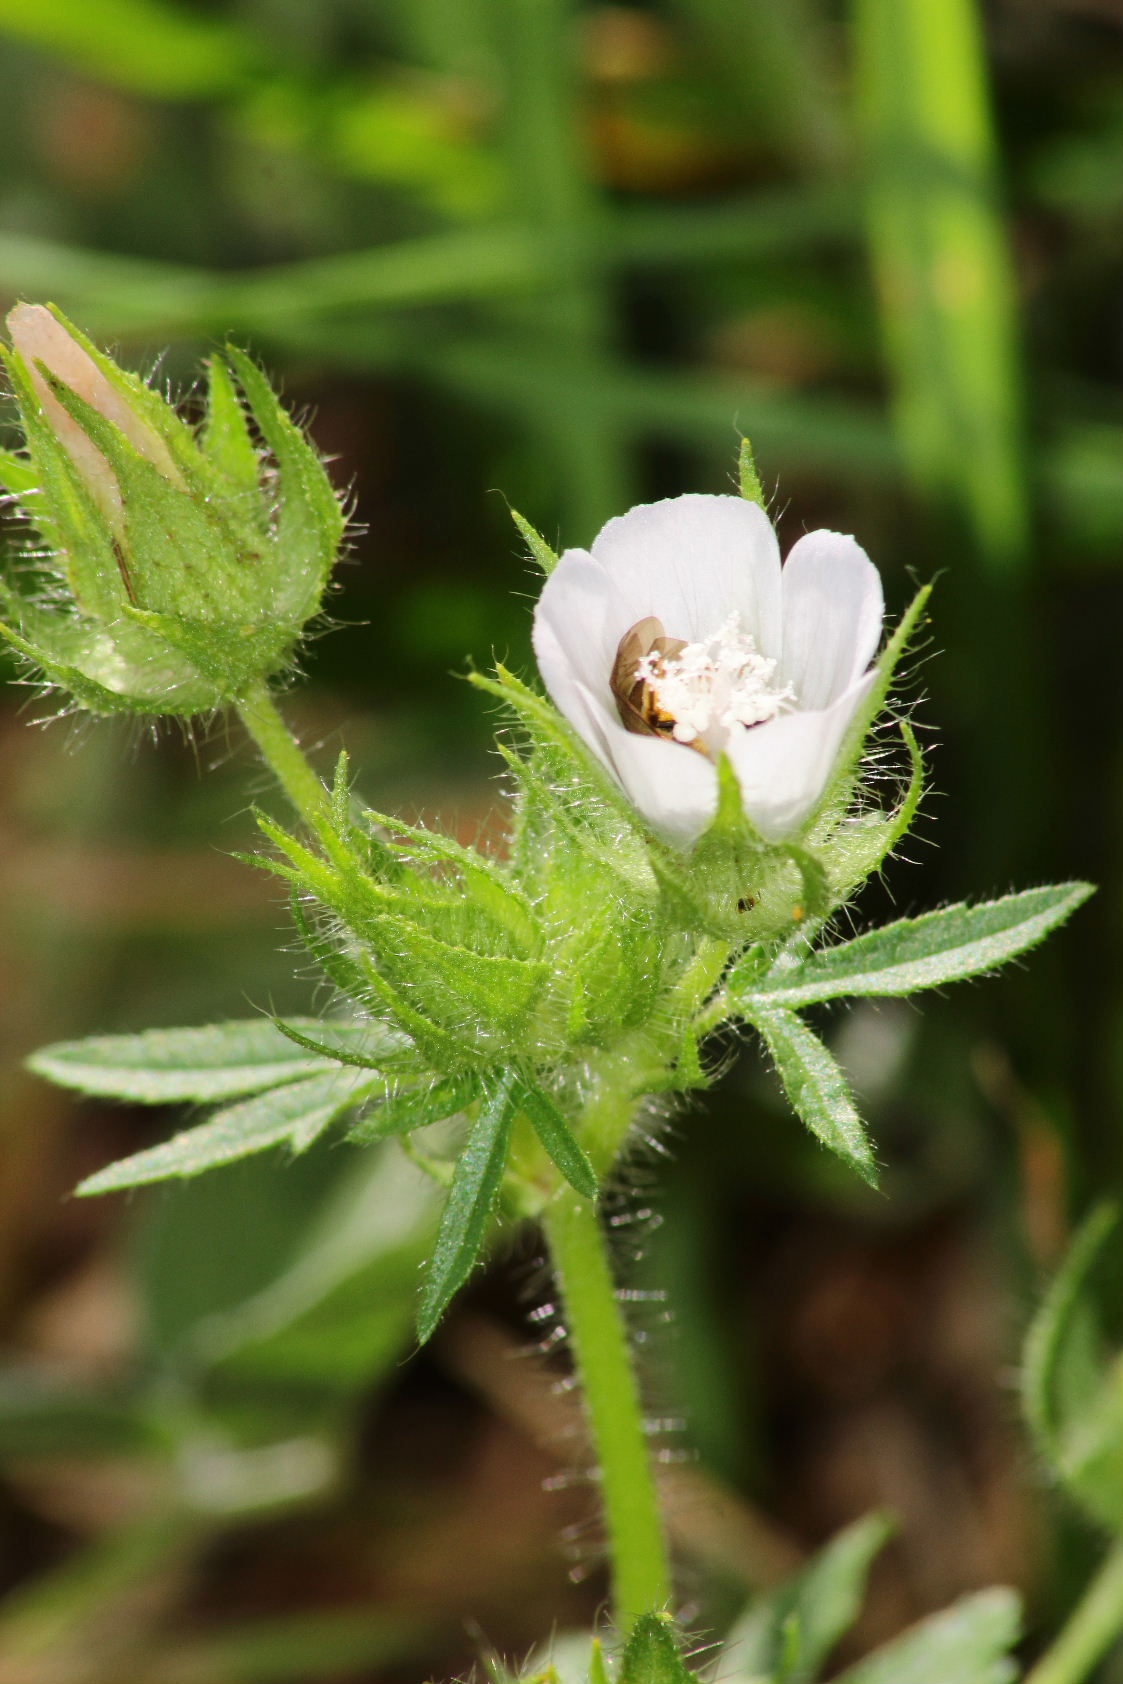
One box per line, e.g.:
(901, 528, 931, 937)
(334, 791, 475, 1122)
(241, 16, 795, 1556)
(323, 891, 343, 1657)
(543, 1163, 670, 1633)
(235, 679, 328, 830)
(1024, 1540, 1123, 1684)
(544, 1059, 670, 1630)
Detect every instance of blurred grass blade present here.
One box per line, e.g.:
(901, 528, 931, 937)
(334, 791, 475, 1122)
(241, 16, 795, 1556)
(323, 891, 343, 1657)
(853, 0, 1029, 570)
(0, 0, 254, 97)
(496, 0, 631, 541)
(670, 0, 843, 171)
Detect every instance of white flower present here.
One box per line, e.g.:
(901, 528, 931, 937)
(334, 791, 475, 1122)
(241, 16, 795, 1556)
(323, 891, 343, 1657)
(532, 493, 883, 846)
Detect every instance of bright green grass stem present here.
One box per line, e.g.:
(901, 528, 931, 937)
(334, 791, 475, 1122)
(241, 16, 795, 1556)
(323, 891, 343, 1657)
(543, 1193, 670, 1632)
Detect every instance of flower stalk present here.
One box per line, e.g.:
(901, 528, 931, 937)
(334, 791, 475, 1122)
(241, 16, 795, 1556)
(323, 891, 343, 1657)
(235, 678, 329, 832)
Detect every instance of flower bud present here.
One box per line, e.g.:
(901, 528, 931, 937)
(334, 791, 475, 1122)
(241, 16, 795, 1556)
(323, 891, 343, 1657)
(0, 304, 344, 716)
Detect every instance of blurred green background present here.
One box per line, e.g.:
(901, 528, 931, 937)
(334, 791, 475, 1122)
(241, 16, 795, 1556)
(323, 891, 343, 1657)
(0, 0, 1119, 1679)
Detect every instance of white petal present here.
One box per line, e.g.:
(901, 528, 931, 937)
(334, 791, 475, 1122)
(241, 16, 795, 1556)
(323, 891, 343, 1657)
(534, 609, 620, 778)
(593, 699, 719, 845)
(533, 549, 629, 702)
(779, 531, 883, 710)
(589, 494, 783, 655)
(533, 564, 718, 844)
(725, 671, 876, 842)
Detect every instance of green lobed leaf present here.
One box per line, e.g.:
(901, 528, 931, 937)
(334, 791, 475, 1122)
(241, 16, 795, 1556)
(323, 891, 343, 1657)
(746, 1006, 878, 1187)
(514, 1080, 598, 1200)
(75, 1069, 383, 1196)
(415, 1074, 517, 1343)
(1022, 1202, 1123, 1532)
(830, 1588, 1021, 1684)
(619, 1612, 699, 1684)
(29, 1018, 393, 1104)
(719, 1512, 894, 1683)
(732, 882, 1094, 1010)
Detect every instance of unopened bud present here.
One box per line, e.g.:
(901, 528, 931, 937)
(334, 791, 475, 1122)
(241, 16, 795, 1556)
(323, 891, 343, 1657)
(0, 304, 344, 716)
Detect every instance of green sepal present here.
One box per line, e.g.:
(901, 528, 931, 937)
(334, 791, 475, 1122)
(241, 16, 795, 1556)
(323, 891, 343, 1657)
(814, 719, 925, 905)
(587, 1639, 610, 1684)
(746, 1005, 878, 1187)
(41, 375, 273, 626)
(469, 663, 649, 843)
(1, 344, 123, 618)
(513, 1079, 598, 1199)
(416, 1072, 517, 1343)
(359, 804, 542, 956)
(224, 346, 344, 623)
(353, 946, 475, 1074)
(121, 603, 292, 693)
(288, 889, 376, 1008)
(367, 912, 549, 1045)
(346, 1075, 481, 1144)
(0, 609, 214, 716)
(737, 435, 766, 508)
(619, 1612, 699, 1684)
(201, 353, 262, 500)
(498, 739, 657, 901)
(510, 506, 560, 576)
(269, 1016, 413, 1074)
(816, 579, 932, 827)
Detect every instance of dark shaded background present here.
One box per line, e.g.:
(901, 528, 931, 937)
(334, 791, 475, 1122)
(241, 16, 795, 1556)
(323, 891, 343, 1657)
(0, 0, 1120, 1679)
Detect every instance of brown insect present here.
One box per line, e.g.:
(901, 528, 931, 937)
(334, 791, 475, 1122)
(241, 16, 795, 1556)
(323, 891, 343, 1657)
(610, 616, 688, 741)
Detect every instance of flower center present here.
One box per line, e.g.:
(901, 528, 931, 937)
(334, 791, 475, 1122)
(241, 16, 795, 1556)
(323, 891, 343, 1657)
(611, 613, 792, 753)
